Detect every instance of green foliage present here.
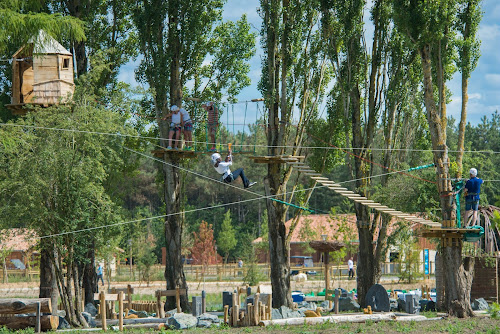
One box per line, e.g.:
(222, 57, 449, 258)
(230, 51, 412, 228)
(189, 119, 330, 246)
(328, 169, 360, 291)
(243, 249, 266, 286)
(488, 302, 500, 319)
(387, 222, 423, 284)
(217, 210, 237, 263)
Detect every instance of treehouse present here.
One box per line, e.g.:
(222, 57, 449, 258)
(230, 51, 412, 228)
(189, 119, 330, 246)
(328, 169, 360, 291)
(6, 30, 74, 114)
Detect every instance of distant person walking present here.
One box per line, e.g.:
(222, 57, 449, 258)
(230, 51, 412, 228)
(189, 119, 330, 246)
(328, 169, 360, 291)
(97, 264, 104, 286)
(464, 168, 483, 226)
(348, 257, 355, 279)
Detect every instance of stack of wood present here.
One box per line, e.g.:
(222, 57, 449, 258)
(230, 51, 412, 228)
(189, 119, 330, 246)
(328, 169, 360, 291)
(130, 301, 157, 313)
(421, 285, 431, 299)
(0, 298, 58, 332)
(224, 292, 272, 327)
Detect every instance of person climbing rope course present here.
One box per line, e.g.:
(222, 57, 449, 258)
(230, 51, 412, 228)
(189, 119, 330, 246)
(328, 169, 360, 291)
(211, 144, 257, 189)
(464, 167, 483, 226)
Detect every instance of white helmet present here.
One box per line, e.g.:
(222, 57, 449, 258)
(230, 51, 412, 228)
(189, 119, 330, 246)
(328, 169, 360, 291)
(170, 105, 180, 111)
(211, 153, 221, 165)
(469, 168, 478, 176)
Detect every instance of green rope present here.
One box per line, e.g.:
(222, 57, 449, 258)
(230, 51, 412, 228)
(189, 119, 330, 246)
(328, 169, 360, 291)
(270, 198, 314, 213)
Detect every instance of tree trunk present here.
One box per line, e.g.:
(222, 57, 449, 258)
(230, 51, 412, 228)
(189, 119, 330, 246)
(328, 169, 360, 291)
(158, 3, 189, 313)
(83, 240, 97, 305)
(456, 76, 468, 178)
(39, 242, 58, 315)
(264, 175, 292, 308)
(435, 251, 445, 310)
(420, 44, 474, 317)
(163, 159, 189, 312)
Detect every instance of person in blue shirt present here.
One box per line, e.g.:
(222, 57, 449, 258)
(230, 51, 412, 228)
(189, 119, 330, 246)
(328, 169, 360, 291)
(96, 264, 104, 286)
(464, 168, 483, 226)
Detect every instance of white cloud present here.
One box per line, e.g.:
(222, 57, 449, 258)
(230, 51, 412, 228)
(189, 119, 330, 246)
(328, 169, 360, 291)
(468, 93, 482, 100)
(485, 73, 500, 85)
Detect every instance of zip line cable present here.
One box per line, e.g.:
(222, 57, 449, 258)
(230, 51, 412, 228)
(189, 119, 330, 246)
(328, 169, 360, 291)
(2, 122, 500, 155)
(37, 144, 440, 240)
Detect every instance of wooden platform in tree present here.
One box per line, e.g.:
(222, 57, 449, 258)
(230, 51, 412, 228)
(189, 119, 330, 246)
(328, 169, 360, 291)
(152, 148, 255, 158)
(419, 227, 481, 238)
(6, 103, 61, 115)
(248, 155, 305, 164)
(152, 149, 201, 158)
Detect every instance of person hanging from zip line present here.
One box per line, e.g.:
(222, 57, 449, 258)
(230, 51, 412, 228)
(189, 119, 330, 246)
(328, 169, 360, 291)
(179, 107, 193, 150)
(464, 167, 483, 226)
(202, 101, 218, 151)
(166, 105, 182, 150)
(211, 144, 257, 188)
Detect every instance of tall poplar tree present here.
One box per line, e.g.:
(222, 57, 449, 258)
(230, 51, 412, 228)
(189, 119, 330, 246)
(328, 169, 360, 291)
(132, 0, 255, 310)
(393, 0, 481, 317)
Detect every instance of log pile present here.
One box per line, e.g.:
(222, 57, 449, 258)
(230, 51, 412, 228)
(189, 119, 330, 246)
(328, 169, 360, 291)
(225, 292, 272, 327)
(0, 298, 58, 332)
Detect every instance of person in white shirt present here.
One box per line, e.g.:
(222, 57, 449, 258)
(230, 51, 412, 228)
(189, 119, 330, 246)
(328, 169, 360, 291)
(167, 105, 182, 149)
(348, 257, 355, 279)
(211, 150, 256, 188)
(179, 107, 193, 150)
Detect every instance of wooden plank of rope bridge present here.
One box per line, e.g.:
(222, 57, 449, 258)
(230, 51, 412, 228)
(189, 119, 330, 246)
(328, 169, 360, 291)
(310, 177, 329, 180)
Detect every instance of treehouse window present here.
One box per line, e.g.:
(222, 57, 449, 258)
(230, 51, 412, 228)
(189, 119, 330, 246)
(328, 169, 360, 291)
(62, 58, 70, 69)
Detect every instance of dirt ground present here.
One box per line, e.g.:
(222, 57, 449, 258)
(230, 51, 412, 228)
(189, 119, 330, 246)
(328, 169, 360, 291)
(0, 277, 435, 298)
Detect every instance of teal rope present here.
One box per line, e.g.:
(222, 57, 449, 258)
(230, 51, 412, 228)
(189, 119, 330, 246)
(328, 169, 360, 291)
(270, 198, 314, 213)
(407, 163, 435, 172)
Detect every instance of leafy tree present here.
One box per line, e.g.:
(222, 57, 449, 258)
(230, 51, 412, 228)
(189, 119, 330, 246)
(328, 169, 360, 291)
(393, 0, 483, 317)
(454, 0, 482, 177)
(217, 210, 237, 263)
(388, 222, 423, 284)
(191, 221, 218, 281)
(260, 0, 334, 308)
(132, 0, 255, 311)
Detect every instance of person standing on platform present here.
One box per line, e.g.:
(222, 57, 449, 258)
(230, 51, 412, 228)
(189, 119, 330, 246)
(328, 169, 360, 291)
(464, 167, 483, 226)
(167, 105, 182, 150)
(180, 107, 193, 150)
(202, 102, 218, 151)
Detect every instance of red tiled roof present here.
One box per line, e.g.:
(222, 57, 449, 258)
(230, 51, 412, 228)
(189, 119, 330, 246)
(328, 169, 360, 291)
(0, 228, 37, 252)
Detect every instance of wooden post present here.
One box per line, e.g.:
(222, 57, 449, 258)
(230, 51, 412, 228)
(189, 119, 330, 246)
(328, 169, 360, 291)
(175, 286, 181, 313)
(334, 289, 339, 314)
(268, 294, 272, 320)
(118, 292, 124, 332)
(99, 292, 107, 331)
(127, 285, 132, 310)
(324, 251, 331, 309)
(253, 293, 260, 325)
(156, 291, 161, 318)
(35, 302, 41, 333)
(224, 305, 229, 324)
(201, 290, 206, 314)
(232, 291, 238, 326)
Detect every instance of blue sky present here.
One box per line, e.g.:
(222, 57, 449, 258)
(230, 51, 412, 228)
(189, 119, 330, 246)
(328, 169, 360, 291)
(119, 0, 500, 128)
